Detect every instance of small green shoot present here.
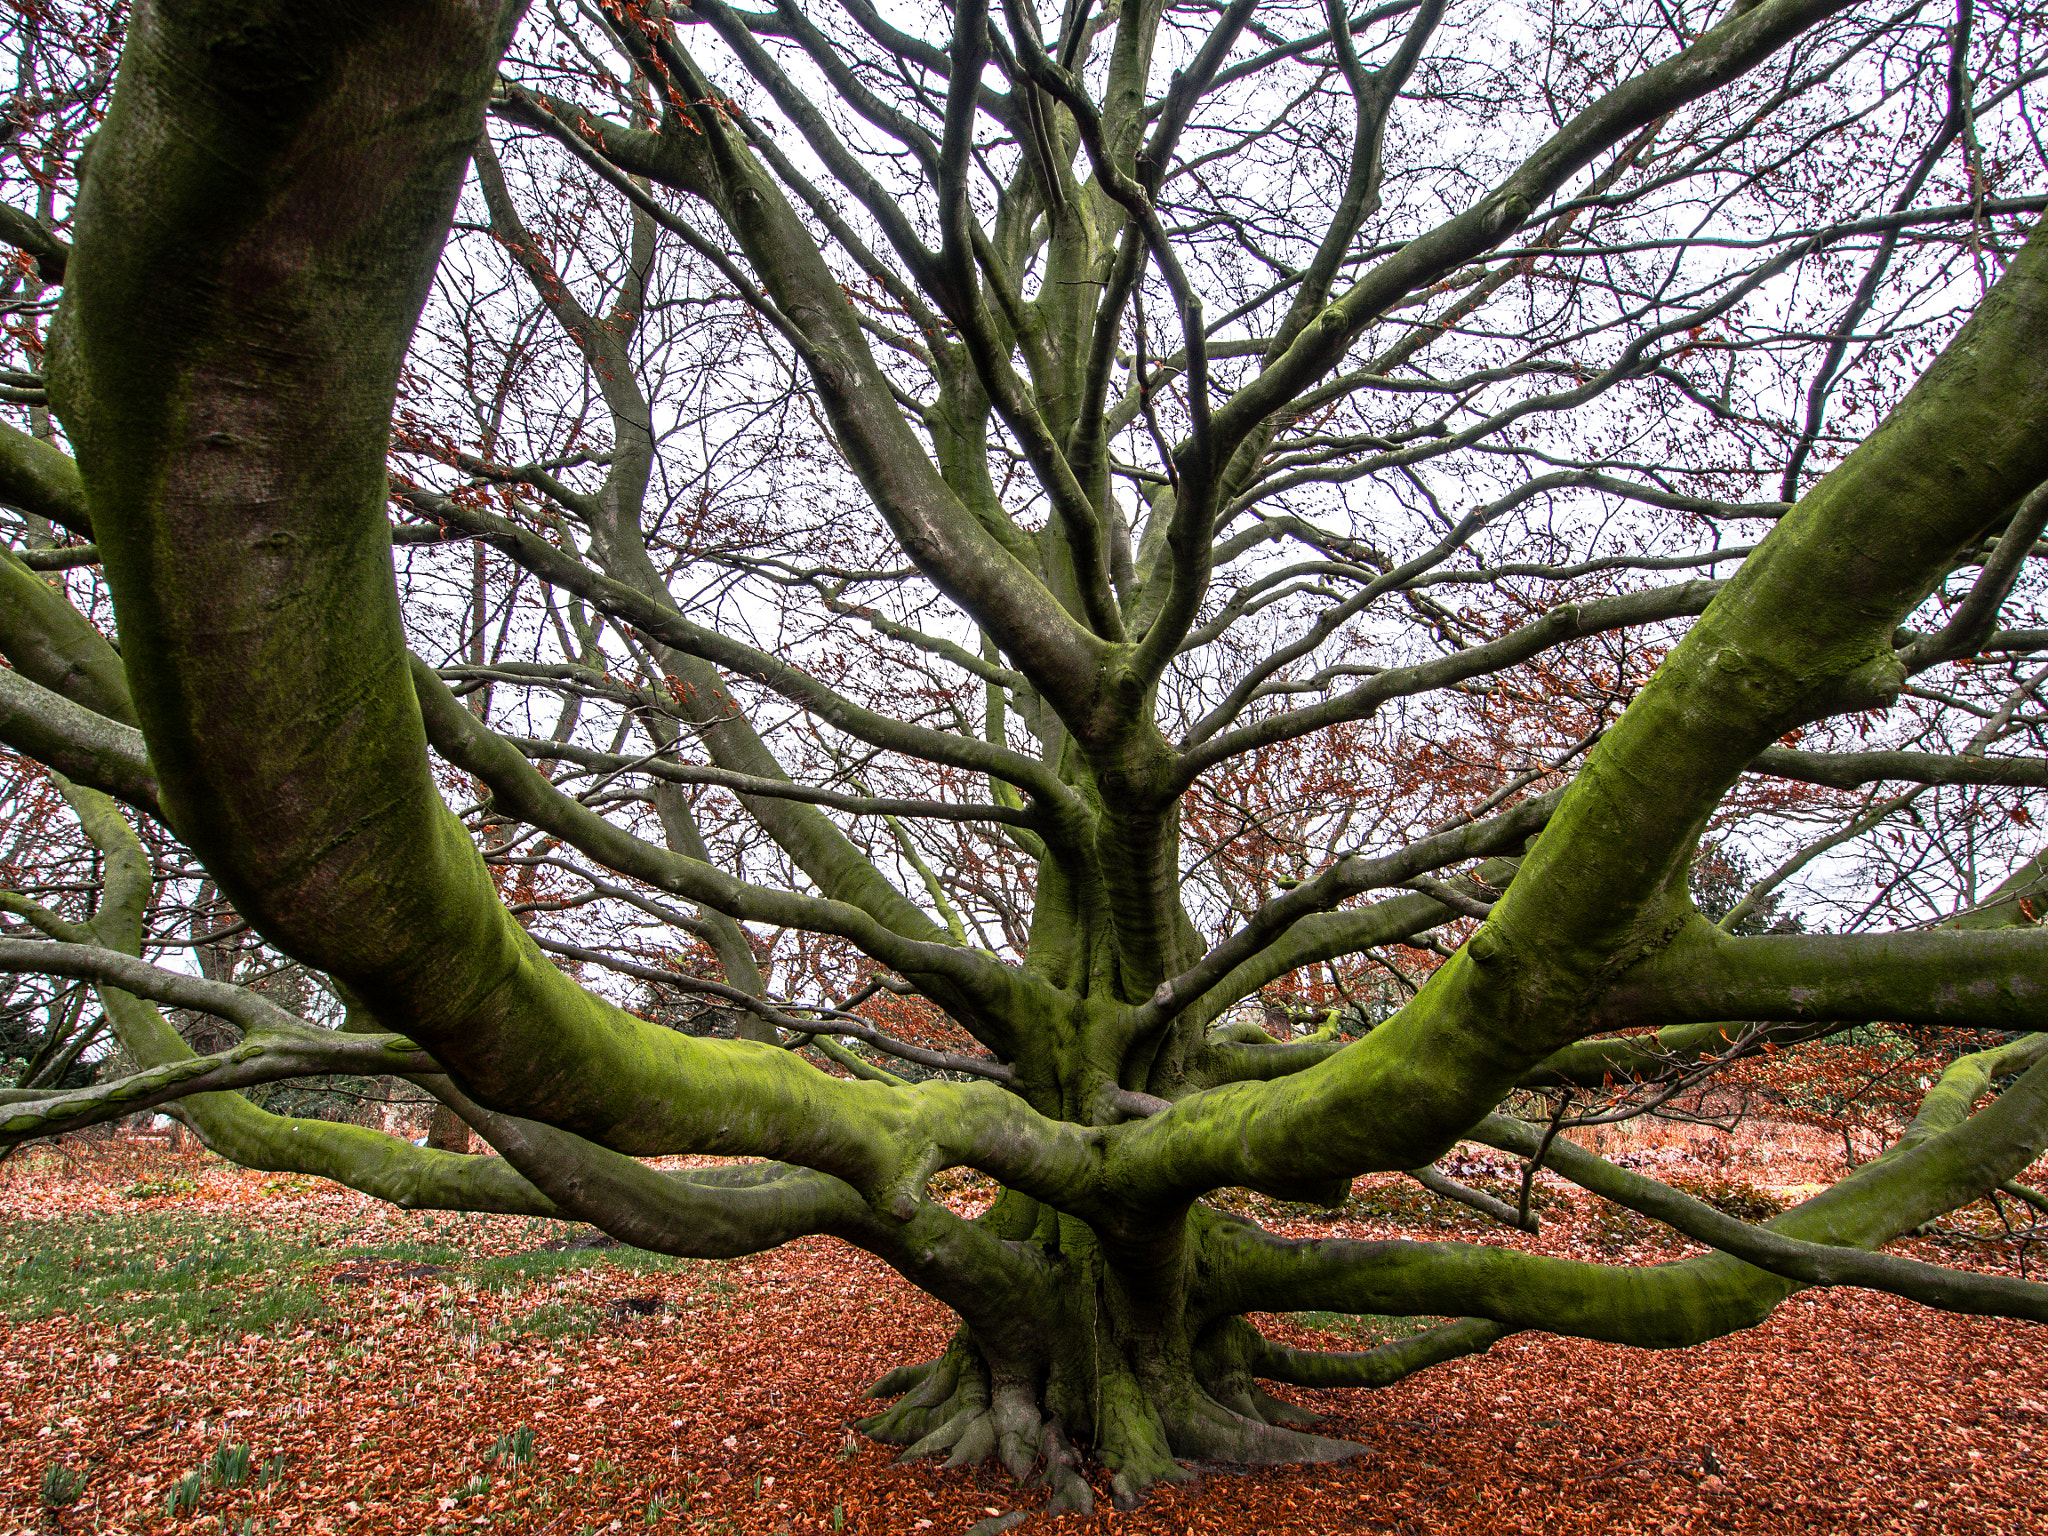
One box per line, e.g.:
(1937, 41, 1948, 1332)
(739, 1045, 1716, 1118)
(40, 1462, 89, 1508)
(209, 1440, 253, 1489)
(487, 1426, 536, 1469)
(164, 1469, 206, 1518)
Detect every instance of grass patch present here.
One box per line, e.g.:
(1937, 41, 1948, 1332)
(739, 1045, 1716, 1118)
(0, 1210, 688, 1340)
(0, 1212, 332, 1337)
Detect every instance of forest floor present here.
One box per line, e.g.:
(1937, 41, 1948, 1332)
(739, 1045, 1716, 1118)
(1, 1125, 2043, 1536)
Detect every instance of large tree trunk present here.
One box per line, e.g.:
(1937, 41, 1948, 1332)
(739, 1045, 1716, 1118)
(851, 1208, 1364, 1513)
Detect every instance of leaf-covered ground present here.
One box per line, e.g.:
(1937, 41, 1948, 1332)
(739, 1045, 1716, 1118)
(2, 1134, 2042, 1536)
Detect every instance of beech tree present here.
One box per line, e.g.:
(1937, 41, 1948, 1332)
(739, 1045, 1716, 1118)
(6, 0, 2048, 1510)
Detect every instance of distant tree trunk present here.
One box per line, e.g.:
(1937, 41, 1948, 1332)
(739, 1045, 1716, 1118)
(426, 1105, 473, 1155)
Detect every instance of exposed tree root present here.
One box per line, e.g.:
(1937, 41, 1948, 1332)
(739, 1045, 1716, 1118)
(857, 1336, 1097, 1512)
(1163, 1394, 1367, 1468)
(862, 1358, 939, 1401)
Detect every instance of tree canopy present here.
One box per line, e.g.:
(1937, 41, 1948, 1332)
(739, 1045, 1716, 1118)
(3, 0, 2047, 1510)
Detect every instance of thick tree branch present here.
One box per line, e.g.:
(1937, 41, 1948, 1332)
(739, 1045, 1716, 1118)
(1750, 744, 2048, 790)
(1198, 1033, 2048, 1339)
(1248, 1317, 1510, 1389)
(1601, 919, 2048, 1033)
(0, 666, 158, 818)
(0, 421, 92, 537)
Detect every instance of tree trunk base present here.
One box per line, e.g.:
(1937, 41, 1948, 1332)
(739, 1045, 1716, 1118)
(854, 1324, 1367, 1513)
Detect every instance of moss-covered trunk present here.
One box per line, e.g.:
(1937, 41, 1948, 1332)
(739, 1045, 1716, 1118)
(854, 1205, 1364, 1513)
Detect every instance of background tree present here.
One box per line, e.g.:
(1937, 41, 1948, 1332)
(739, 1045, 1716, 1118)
(4, 0, 2048, 1511)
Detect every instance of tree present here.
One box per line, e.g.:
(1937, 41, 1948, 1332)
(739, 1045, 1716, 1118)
(3, 0, 2048, 1511)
